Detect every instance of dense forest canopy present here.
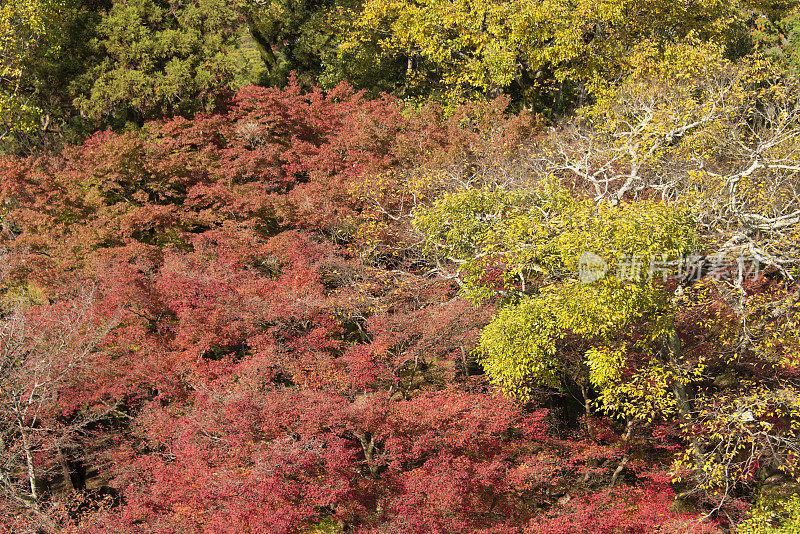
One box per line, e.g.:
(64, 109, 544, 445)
(1, 0, 800, 533)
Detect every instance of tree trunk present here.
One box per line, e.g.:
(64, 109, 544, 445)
(243, 11, 278, 72)
(355, 430, 378, 478)
(609, 456, 629, 487)
(20, 426, 37, 504)
(667, 326, 705, 464)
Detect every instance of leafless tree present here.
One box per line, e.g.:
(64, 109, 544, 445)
(0, 286, 117, 533)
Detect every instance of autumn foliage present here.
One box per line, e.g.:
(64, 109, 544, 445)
(2, 8, 800, 531)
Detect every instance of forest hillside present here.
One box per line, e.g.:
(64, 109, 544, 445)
(1, 1, 800, 532)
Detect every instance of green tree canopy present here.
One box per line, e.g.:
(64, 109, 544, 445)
(414, 185, 698, 408)
(329, 0, 789, 113)
(0, 0, 74, 149)
(74, 0, 266, 123)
